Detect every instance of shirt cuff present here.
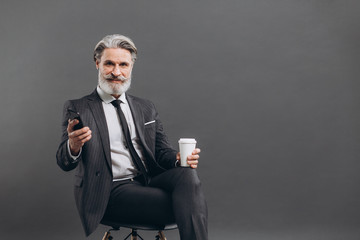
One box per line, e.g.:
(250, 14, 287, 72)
(67, 140, 82, 160)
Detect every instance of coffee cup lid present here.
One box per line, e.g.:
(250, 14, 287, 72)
(178, 138, 197, 144)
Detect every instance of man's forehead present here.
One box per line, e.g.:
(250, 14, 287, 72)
(101, 48, 132, 60)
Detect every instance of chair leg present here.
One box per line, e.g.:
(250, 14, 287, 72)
(102, 231, 113, 240)
(130, 229, 138, 240)
(103, 228, 165, 240)
(156, 231, 167, 240)
(126, 229, 144, 240)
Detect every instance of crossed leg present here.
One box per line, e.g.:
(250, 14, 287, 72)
(102, 168, 208, 240)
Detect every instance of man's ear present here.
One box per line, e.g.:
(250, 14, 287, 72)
(95, 60, 99, 70)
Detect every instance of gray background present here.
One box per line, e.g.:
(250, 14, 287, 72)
(1, 0, 359, 239)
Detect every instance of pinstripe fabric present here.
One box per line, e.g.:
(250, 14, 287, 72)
(56, 89, 177, 236)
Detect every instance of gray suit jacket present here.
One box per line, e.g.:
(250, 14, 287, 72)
(56, 90, 177, 236)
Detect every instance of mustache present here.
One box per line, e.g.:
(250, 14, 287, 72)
(105, 74, 129, 81)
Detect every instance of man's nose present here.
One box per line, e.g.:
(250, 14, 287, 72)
(112, 66, 121, 76)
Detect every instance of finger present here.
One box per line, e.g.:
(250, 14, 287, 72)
(187, 159, 198, 165)
(77, 134, 92, 146)
(67, 119, 79, 132)
(71, 131, 92, 145)
(192, 148, 201, 154)
(76, 130, 92, 141)
(69, 131, 92, 149)
(176, 152, 180, 160)
(187, 154, 199, 160)
(69, 127, 90, 138)
(190, 164, 198, 169)
(81, 134, 92, 143)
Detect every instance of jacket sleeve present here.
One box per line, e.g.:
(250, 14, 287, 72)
(56, 100, 82, 171)
(153, 103, 178, 169)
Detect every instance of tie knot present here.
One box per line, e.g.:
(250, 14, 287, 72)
(111, 99, 122, 109)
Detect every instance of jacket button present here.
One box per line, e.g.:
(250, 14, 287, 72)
(95, 171, 100, 176)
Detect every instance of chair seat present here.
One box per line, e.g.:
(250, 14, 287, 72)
(101, 220, 178, 231)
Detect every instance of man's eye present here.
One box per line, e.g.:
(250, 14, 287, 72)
(120, 63, 128, 66)
(105, 62, 114, 66)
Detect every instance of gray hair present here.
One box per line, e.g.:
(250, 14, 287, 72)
(93, 34, 137, 63)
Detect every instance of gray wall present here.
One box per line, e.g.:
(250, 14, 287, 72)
(1, 1, 359, 239)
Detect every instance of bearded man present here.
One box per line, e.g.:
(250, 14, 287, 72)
(56, 34, 208, 240)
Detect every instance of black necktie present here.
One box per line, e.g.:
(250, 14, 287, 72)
(111, 100, 148, 184)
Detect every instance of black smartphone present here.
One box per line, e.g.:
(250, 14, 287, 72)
(67, 108, 84, 130)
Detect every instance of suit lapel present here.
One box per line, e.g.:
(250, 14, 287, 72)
(87, 90, 112, 172)
(127, 95, 155, 160)
(127, 94, 145, 142)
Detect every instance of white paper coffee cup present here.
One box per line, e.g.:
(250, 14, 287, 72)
(178, 138, 197, 167)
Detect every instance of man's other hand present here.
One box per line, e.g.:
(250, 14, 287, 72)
(67, 119, 92, 156)
(176, 148, 201, 169)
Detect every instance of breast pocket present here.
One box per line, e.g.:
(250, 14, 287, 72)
(144, 123, 156, 150)
(144, 123, 156, 135)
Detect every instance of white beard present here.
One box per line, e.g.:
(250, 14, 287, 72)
(98, 71, 132, 96)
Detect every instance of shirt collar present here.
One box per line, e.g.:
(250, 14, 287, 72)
(97, 86, 127, 104)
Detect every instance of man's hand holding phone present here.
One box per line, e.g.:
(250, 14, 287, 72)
(67, 110, 92, 156)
